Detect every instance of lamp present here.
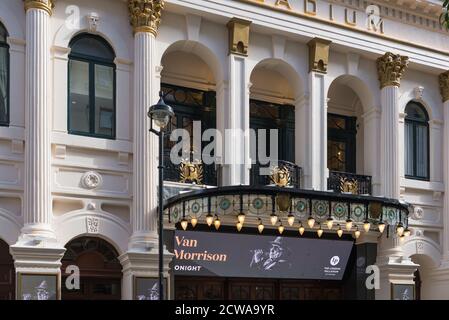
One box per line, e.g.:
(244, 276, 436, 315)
(326, 217, 334, 230)
(317, 223, 323, 238)
(299, 223, 305, 236)
(363, 220, 371, 233)
(206, 213, 214, 227)
(404, 228, 411, 237)
(257, 219, 264, 234)
(190, 216, 198, 228)
(337, 224, 343, 238)
(236, 221, 243, 232)
(278, 221, 285, 235)
(345, 219, 353, 231)
(354, 227, 361, 239)
(238, 213, 246, 224)
(214, 215, 221, 230)
(147, 91, 174, 301)
(270, 213, 278, 226)
(287, 213, 295, 227)
(378, 221, 386, 233)
(396, 222, 404, 236)
(307, 215, 315, 229)
(180, 218, 188, 231)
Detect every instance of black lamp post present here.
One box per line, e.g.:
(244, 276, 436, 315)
(148, 92, 174, 300)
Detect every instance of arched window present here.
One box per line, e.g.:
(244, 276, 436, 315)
(0, 22, 9, 126)
(68, 34, 116, 139)
(405, 102, 429, 180)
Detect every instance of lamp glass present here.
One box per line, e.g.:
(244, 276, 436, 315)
(317, 228, 323, 238)
(345, 219, 353, 231)
(337, 225, 343, 238)
(238, 213, 245, 224)
(180, 219, 188, 231)
(206, 214, 213, 227)
(396, 224, 404, 236)
(258, 222, 264, 234)
(190, 216, 198, 228)
(378, 222, 386, 233)
(363, 221, 371, 233)
(307, 216, 315, 228)
(354, 229, 361, 239)
(404, 228, 411, 237)
(299, 225, 305, 236)
(236, 222, 243, 232)
(278, 224, 285, 235)
(326, 218, 334, 230)
(287, 214, 295, 227)
(270, 214, 278, 226)
(214, 217, 221, 230)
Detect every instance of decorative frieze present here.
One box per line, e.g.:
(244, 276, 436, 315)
(307, 37, 332, 73)
(227, 18, 251, 56)
(128, 0, 165, 36)
(24, 0, 53, 16)
(376, 52, 409, 89)
(439, 71, 449, 103)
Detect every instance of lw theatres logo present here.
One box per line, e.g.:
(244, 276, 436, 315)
(245, 0, 384, 34)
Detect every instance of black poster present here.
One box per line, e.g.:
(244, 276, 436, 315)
(173, 230, 353, 280)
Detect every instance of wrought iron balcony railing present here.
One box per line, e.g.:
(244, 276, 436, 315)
(328, 171, 372, 195)
(250, 160, 301, 189)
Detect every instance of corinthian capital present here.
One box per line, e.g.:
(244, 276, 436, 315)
(439, 71, 449, 103)
(376, 52, 409, 89)
(24, 0, 54, 16)
(128, 0, 165, 36)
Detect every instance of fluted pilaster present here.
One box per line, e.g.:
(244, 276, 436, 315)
(440, 72, 449, 263)
(22, 3, 53, 237)
(130, 32, 160, 249)
(377, 52, 408, 199)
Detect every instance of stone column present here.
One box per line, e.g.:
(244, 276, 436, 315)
(375, 53, 417, 299)
(10, 0, 66, 300)
(120, 0, 172, 300)
(306, 38, 331, 191)
(222, 18, 251, 186)
(377, 52, 408, 199)
(439, 71, 449, 266)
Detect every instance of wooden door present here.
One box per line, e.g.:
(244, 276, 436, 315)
(0, 240, 15, 300)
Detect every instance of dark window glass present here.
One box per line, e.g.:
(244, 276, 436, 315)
(68, 34, 115, 139)
(405, 102, 429, 180)
(0, 22, 9, 126)
(327, 114, 357, 173)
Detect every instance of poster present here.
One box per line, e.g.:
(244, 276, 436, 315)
(18, 273, 58, 300)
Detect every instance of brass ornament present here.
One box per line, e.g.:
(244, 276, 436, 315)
(179, 160, 203, 185)
(376, 52, 409, 89)
(128, 0, 164, 36)
(227, 18, 251, 56)
(307, 37, 332, 73)
(276, 193, 291, 212)
(340, 177, 359, 194)
(24, 0, 54, 16)
(439, 71, 449, 103)
(270, 166, 291, 187)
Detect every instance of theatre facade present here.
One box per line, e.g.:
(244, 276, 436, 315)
(0, 0, 449, 300)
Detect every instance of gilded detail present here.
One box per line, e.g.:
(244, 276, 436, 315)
(24, 0, 54, 16)
(307, 38, 332, 73)
(128, 0, 164, 36)
(227, 18, 251, 56)
(439, 71, 449, 103)
(376, 52, 409, 89)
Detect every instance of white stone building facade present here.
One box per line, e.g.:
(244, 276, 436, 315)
(0, 0, 449, 300)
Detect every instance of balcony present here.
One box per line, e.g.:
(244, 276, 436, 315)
(250, 160, 302, 189)
(328, 171, 372, 195)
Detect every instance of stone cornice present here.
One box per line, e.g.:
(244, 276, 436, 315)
(24, 0, 54, 16)
(439, 71, 449, 103)
(377, 52, 409, 89)
(128, 0, 165, 36)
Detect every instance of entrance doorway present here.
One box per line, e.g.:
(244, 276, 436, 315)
(61, 237, 122, 300)
(175, 277, 343, 300)
(0, 240, 15, 300)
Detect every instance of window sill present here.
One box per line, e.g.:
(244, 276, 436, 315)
(400, 178, 444, 193)
(52, 131, 132, 153)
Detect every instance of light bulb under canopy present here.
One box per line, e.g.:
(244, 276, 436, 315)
(214, 216, 221, 230)
(278, 223, 285, 235)
(270, 213, 278, 226)
(180, 218, 188, 231)
(326, 217, 334, 230)
(307, 216, 315, 229)
(190, 216, 198, 228)
(238, 213, 246, 224)
(378, 222, 386, 233)
(206, 214, 213, 227)
(396, 223, 404, 236)
(345, 219, 353, 231)
(287, 214, 295, 227)
(317, 226, 323, 238)
(404, 228, 411, 237)
(354, 228, 361, 239)
(299, 224, 305, 236)
(258, 221, 264, 234)
(236, 221, 243, 232)
(363, 220, 371, 233)
(337, 225, 343, 238)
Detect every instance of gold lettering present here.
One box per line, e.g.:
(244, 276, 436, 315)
(275, 0, 292, 10)
(304, 0, 317, 15)
(345, 9, 357, 26)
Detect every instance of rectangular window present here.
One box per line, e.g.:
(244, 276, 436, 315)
(0, 45, 8, 126)
(68, 59, 115, 139)
(404, 122, 414, 177)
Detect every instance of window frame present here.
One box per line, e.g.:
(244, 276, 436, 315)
(404, 102, 430, 181)
(67, 34, 116, 139)
(0, 24, 10, 127)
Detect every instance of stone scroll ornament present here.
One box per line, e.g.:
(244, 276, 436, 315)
(376, 52, 409, 89)
(24, 0, 54, 15)
(128, 0, 165, 35)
